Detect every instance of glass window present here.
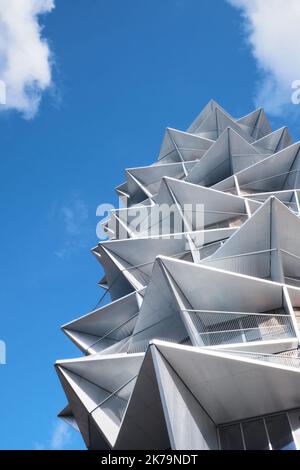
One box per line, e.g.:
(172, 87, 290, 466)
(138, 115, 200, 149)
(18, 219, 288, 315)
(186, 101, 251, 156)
(219, 424, 244, 450)
(287, 410, 300, 449)
(265, 414, 296, 450)
(242, 419, 269, 450)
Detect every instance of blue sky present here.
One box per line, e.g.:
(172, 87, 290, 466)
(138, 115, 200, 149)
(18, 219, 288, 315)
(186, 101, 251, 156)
(0, 0, 299, 450)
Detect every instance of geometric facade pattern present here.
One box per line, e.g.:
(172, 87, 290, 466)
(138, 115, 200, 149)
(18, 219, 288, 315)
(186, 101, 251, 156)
(56, 100, 300, 450)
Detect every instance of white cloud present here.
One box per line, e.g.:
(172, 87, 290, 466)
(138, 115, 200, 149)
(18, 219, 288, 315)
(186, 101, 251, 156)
(228, 0, 300, 115)
(34, 421, 72, 450)
(51, 196, 91, 259)
(50, 421, 71, 449)
(0, 0, 55, 118)
(61, 199, 89, 236)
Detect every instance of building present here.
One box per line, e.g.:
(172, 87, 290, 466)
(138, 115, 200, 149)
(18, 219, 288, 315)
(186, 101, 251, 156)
(55, 100, 300, 450)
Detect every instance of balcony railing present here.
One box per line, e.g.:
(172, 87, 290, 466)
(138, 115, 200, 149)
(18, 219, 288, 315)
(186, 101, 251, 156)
(221, 349, 300, 369)
(182, 309, 296, 347)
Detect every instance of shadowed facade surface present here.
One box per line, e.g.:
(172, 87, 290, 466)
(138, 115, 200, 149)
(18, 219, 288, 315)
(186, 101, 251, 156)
(56, 100, 300, 450)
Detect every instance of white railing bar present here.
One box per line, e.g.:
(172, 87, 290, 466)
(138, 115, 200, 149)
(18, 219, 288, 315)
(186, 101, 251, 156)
(183, 309, 289, 318)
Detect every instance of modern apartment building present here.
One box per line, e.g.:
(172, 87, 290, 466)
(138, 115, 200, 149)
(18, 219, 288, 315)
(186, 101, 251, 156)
(56, 101, 300, 450)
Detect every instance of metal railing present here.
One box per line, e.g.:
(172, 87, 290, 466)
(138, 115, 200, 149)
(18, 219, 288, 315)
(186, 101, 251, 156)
(87, 312, 139, 352)
(182, 309, 296, 347)
(91, 376, 137, 427)
(222, 349, 300, 369)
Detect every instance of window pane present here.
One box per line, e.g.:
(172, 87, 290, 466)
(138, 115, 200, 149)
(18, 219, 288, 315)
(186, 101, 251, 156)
(242, 419, 269, 450)
(266, 414, 296, 450)
(287, 410, 300, 449)
(219, 424, 244, 450)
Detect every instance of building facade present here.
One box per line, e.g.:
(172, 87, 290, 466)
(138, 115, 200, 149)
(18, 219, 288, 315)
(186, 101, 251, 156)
(56, 101, 300, 450)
